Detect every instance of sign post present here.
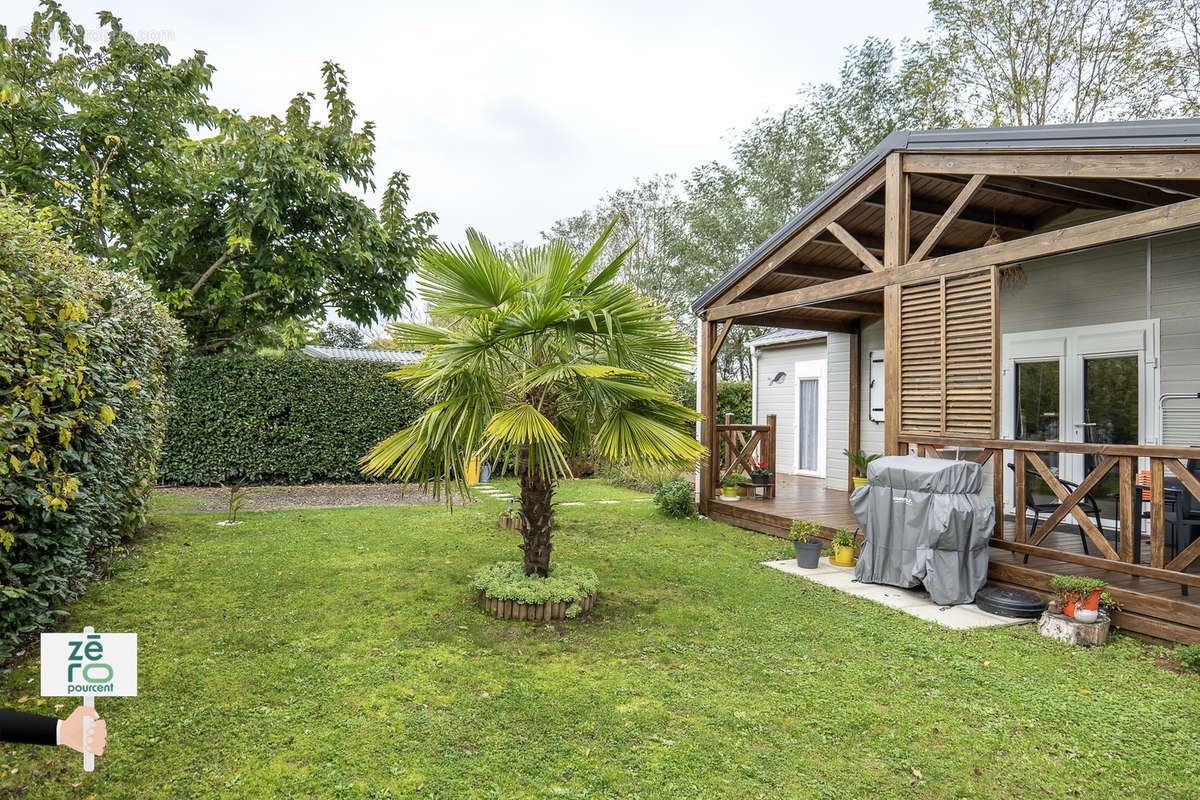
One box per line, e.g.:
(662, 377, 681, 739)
(40, 626, 137, 772)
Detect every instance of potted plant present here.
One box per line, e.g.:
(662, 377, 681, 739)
(791, 520, 823, 568)
(721, 474, 741, 500)
(1049, 575, 1108, 621)
(844, 449, 880, 489)
(750, 463, 772, 486)
(831, 528, 858, 566)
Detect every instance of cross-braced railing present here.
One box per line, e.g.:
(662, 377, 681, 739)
(901, 435, 1200, 594)
(713, 413, 776, 499)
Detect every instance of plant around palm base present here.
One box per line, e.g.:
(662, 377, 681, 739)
(362, 221, 704, 578)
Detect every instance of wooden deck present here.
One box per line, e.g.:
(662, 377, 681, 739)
(708, 474, 1200, 643)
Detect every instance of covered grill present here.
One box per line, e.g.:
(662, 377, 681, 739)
(849, 455, 993, 605)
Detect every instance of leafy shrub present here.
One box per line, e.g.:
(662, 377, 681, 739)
(597, 460, 683, 493)
(674, 379, 752, 424)
(790, 520, 822, 543)
(1178, 644, 1200, 674)
(1, 197, 183, 658)
(468, 561, 599, 617)
(160, 354, 427, 485)
(653, 478, 697, 519)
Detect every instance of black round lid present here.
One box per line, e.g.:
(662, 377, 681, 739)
(974, 586, 1047, 618)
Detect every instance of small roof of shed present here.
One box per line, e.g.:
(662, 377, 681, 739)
(302, 345, 423, 364)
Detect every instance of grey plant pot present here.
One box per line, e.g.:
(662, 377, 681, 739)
(794, 539, 822, 569)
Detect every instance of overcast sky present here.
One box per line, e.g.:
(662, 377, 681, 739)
(7, 0, 932, 243)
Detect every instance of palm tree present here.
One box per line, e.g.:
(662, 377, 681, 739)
(362, 222, 704, 577)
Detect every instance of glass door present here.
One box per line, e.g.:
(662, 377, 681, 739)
(795, 379, 819, 473)
(1002, 319, 1158, 518)
(1014, 360, 1061, 506)
(1078, 354, 1140, 519)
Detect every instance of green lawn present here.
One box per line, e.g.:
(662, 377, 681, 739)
(2, 478, 1198, 799)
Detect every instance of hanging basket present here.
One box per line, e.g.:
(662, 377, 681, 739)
(477, 591, 597, 621)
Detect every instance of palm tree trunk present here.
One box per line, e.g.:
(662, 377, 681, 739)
(517, 443, 554, 577)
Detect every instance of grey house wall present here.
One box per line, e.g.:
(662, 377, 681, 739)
(754, 339, 827, 475)
(820, 226, 1200, 492)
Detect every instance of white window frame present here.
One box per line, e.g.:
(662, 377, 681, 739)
(868, 349, 885, 423)
(793, 358, 827, 477)
(1000, 318, 1160, 511)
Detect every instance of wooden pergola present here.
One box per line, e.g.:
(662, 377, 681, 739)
(692, 121, 1200, 641)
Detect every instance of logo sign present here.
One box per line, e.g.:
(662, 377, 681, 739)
(40, 632, 137, 697)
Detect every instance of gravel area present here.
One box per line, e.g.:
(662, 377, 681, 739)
(153, 483, 472, 512)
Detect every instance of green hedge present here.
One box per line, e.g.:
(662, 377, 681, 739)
(160, 354, 427, 485)
(1, 197, 184, 658)
(674, 380, 752, 424)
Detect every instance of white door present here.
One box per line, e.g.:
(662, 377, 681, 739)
(1001, 319, 1159, 514)
(793, 359, 827, 477)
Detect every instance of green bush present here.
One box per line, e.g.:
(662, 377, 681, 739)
(1, 197, 183, 658)
(160, 354, 427, 485)
(674, 380, 752, 424)
(652, 478, 697, 519)
(1176, 644, 1200, 674)
(596, 460, 683, 493)
(468, 561, 598, 617)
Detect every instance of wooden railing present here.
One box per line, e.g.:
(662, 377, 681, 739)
(714, 413, 776, 499)
(899, 435, 1200, 589)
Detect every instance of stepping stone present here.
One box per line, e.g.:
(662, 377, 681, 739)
(631, 498, 653, 502)
(596, 500, 620, 504)
(559, 501, 585, 506)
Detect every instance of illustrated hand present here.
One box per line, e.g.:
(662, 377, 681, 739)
(60, 706, 106, 755)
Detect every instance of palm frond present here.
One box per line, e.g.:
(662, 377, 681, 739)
(594, 406, 705, 468)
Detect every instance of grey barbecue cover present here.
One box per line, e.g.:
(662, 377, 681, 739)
(849, 455, 993, 605)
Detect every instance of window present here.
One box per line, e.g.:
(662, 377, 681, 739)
(869, 349, 885, 423)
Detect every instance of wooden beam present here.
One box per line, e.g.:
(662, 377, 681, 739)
(709, 319, 732, 363)
(903, 152, 1200, 181)
(698, 321, 716, 513)
(883, 285, 901, 455)
(1124, 178, 1200, 198)
(734, 313, 859, 334)
(935, 173, 1129, 211)
(811, 233, 884, 257)
(1032, 177, 1177, 208)
(710, 167, 887, 307)
(774, 263, 869, 281)
(826, 222, 884, 271)
(908, 174, 987, 263)
(705, 195, 1200, 321)
(810, 299, 884, 316)
(892, 435, 1200, 460)
(882, 152, 905, 456)
(863, 194, 1033, 233)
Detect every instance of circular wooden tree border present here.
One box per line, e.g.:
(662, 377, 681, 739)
(478, 591, 597, 621)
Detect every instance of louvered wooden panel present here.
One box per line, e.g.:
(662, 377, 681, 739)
(898, 268, 997, 438)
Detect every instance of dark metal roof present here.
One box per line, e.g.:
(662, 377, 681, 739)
(691, 118, 1200, 315)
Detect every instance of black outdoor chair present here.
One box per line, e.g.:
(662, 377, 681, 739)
(1172, 457, 1200, 596)
(1008, 463, 1106, 563)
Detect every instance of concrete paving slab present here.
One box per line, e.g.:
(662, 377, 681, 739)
(763, 560, 1033, 630)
